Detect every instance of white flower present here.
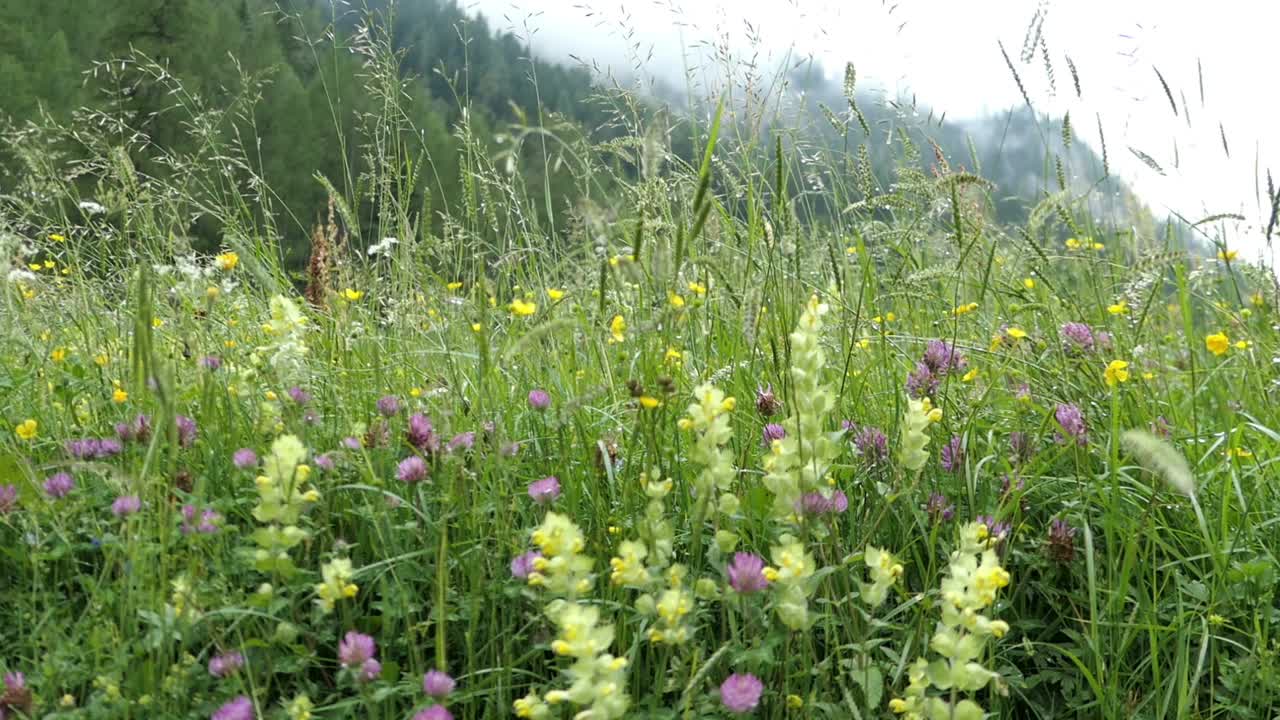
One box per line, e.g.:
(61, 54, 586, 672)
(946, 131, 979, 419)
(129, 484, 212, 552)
(367, 237, 399, 257)
(78, 200, 107, 215)
(6, 269, 37, 284)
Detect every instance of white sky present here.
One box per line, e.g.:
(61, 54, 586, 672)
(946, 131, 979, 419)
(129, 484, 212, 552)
(465, 0, 1279, 263)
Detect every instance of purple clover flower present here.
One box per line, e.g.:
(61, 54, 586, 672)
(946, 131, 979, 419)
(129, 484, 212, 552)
(906, 361, 938, 399)
(111, 495, 141, 518)
(376, 395, 402, 417)
(1060, 322, 1095, 352)
(975, 515, 1012, 542)
(527, 476, 561, 504)
(208, 651, 245, 678)
(232, 448, 258, 469)
(66, 438, 123, 460)
(510, 551, 541, 579)
(397, 456, 428, 484)
(406, 414, 440, 453)
(762, 423, 786, 447)
(727, 553, 770, 594)
(422, 670, 456, 698)
(338, 631, 376, 667)
(923, 339, 967, 375)
(199, 356, 222, 371)
(1047, 518, 1077, 563)
(795, 490, 849, 516)
(287, 386, 313, 405)
(854, 426, 889, 466)
(1054, 403, 1088, 446)
(447, 432, 475, 453)
(720, 673, 764, 714)
(44, 472, 74, 499)
(176, 415, 198, 448)
(413, 708, 453, 720)
(115, 414, 152, 443)
(755, 384, 781, 417)
(527, 389, 551, 411)
(211, 696, 253, 720)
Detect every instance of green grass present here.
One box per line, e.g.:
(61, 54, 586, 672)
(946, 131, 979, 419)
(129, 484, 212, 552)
(1, 17, 1278, 720)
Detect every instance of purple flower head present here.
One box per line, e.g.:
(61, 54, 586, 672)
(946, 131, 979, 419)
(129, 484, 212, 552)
(720, 673, 764, 714)
(0, 485, 17, 514)
(422, 670, 456, 698)
(854, 426, 889, 466)
(923, 339, 967, 375)
(795, 490, 848, 516)
(342, 436, 362, 450)
(1047, 518, 1077, 563)
(510, 551, 542, 579)
(208, 651, 245, 678)
(1096, 331, 1114, 350)
(925, 492, 955, 522)
(500, 441, 521, 458)
(44, 472, 74, 499)
(975, 515, 1011, 542)
(338, 631, 376, 668)
(1060, 322, 1095, 352)
(357, 658, 381, 683)
(176, 415, 198, 448)
(940, 435, 964, 473)
(232, 448, 258, 469)
(111, 495, 141, 518)
(397, 456, 428, 484)
(406, 414, 440, 453)
(2, 671, 32, 715)
(527, 476, 561, 504)
(315, 453, 336, 471)
(116, 414, 152, 443)
(212, 696, 253, 720)
(1054, 403, 1088, 446)
(199, 355, 222, 371)
(447, 432, 475, 453)
(287, 386, 313, 405)
(755, 384, 781, 417)
(727, 553, 770, 594)
(527, 389, 551, 411)
(413, 708, 454, 720)
(376, 395, 402, 417)
(66, 438, 123, 460)
(906, 361, 938, 399)
(183, 505, 222, 534)
(762, 423, 786, 447)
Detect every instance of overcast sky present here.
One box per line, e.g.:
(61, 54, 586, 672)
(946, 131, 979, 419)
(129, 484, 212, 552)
(464, 0, 1278, 263)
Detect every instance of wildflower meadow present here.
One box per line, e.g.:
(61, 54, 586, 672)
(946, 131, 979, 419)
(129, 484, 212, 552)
(2, 3, 1279, 719)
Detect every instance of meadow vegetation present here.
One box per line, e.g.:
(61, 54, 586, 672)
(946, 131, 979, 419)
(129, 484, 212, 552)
(1, 3, 1279, 719)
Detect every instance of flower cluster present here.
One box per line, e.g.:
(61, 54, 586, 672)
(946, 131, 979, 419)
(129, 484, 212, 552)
(249, 435, 319, 575)
(517, 514, 630, 720)
(860, 545, 904, 607)
(261, 295, 309, 382)
(899, 396, 942, 472)
(889, 522, 1012, 720)
(678, 383, 738, 517)
(608, 471, 692, 644)
(314, 558, 359, 614)
(768, 536, 817, 630)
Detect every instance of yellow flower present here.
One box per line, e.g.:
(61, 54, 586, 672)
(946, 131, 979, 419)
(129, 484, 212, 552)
(1205, 332, 1229, 356)
(15, 419, 38, 441)
(1234, 340, 1251, 350)
(214, 251, 239, 271)
(1092, 242, 1105, 251)
(152, 317, 164, 328)
(94, 353, 109, 367)
(1217, 249, 1238, 262)
(1228, 447, 1253, 459)
(1104, 360, 1130, 387)
(50, 347, 67, 363)
(1108, 301, 1128, 315)
(845, 246, 857, 255)
(1006, 327, 1027, 340)
(409, 387, 422, 398)
(1142, 372, 1155, 380)
(687, 281, 707, 296)
(1251, 292, 1266, 307)
(787, 694, 804, 709)
(609, 314, 626, 343)
(342, 288, 363, 301)
(44, 259, 55, 269)
(638, 396, 661, 409)
(664, 347, 683, 365)
(446, 281, 463, 291)
(509, 298, 537, 317)
(206, 286, 220, 300)
(49, 233, 66, 242)
(951, 302, 979, 316)
(962, 368, 979, 382)
(1023, 277, 1035, 289)
(1065, 237, 1082, 250)
(112, 388, 129, 404)
(471, 323, 482, 333)
(28, 263, 41, 271)
(668, 293, 685, 308)
(547, 288, 565, 301)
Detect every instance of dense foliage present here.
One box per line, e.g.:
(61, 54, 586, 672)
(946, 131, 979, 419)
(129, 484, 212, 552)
(2, 4, 1277, 720)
